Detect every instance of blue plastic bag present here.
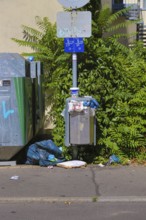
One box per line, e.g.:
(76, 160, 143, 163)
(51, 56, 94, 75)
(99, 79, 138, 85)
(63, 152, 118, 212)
(106, 154, 120, 165)
(83, 99, 99, 109)
(36, 140, 62, 158)
(26, 140, 65, 166)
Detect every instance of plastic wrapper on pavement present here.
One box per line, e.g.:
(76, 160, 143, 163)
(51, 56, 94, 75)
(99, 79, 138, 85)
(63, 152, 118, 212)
(57, 160, 87, 168)
(106, 154, 120, 165)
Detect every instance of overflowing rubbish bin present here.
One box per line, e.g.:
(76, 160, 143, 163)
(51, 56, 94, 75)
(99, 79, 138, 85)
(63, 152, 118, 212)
(64, 96, 99, 147)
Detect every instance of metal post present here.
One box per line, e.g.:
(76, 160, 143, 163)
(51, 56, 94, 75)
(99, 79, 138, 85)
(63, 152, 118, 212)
(72, 52, 78, 159)
(72, 146, 78, 160)
(72, 53, 77, 87)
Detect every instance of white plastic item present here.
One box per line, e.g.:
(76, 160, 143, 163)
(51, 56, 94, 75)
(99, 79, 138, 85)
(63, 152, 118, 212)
(57, 160, 87, 168)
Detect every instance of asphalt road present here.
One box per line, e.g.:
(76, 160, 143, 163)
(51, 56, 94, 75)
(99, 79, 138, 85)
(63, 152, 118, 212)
(0, 201, 146, 220)
(0, 164, 145, 219)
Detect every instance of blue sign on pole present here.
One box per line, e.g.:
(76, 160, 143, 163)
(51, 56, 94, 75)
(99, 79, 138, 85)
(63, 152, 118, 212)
(64, 38, 84, 53)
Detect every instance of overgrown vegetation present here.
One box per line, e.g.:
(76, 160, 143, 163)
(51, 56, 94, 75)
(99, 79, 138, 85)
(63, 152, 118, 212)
(12, 2, 146, 164)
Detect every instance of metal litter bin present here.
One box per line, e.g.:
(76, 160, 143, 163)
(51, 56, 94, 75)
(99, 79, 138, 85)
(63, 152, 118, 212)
(65, 97, 97, 147)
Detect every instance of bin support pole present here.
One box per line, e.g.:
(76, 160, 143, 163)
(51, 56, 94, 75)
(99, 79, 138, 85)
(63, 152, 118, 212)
(72, 53, 77, 87)
(72, 53, 78, 159)
(72, 145, 78, 160)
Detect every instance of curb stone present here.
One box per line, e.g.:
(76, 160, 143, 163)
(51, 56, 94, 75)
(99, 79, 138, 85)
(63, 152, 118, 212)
(0, 196, 146, 203)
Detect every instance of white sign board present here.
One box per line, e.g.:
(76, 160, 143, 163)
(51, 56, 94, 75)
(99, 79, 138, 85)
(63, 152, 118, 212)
(58, 0, 90, 9)
(57, 11, 91, 38)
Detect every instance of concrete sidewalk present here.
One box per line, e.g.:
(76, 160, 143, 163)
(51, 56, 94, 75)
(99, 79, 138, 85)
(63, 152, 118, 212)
(0, 164, 145, 203)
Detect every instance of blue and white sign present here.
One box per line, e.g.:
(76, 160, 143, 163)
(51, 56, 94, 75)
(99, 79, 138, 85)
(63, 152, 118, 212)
(64, 38, 84, 53)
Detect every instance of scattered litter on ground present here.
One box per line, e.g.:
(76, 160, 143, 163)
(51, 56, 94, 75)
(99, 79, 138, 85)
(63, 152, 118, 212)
(10, 175, 19, 180)
(47, 166, 54, 169)
(106, 154, 120, 165)
(25, 140, 66, 167)
(57, 160, 87, 169)
(98, 163, 105, 168)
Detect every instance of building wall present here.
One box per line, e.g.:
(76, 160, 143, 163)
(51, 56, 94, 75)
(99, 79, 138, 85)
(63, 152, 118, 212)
(0, 0, 63, 53)
(142, 12, 146, 24)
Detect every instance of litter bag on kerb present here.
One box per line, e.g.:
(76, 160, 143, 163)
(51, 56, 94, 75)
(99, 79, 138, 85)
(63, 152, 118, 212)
(36, 140, 62, 157)
(26, 140, 65, 166)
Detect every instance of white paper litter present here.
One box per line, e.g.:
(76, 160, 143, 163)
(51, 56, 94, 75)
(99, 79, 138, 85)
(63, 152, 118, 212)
(98, 163, 105, 168)
(57, 160, 87, 168)
(10, 175, 19, 180)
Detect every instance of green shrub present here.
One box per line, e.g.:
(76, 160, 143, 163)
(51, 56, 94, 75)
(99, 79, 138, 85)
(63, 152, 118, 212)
(12, 6, 146, 163)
